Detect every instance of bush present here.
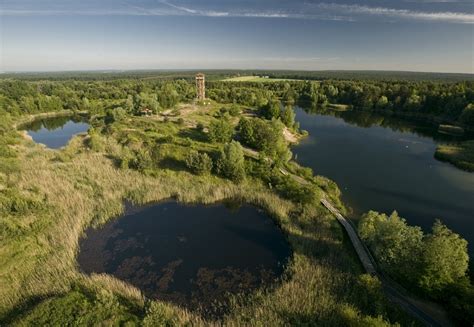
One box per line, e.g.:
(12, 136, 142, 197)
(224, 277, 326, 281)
(185, 150, 213, 175)
(273, 173, 316, 204)
(281, 105, 296, 128)
(208, 117, 234, 143)
(130, 149, 154, 171)
(196, 122, 205, 131)
(143, 302, 179, 327)
(105, 107, 127, 124)
(260, 98, 280, 120)
(229, 103, 241, 116)
(237, 117, 291, 164)
(419, 220, 469, 293)
(87, 129, 105, 152)
(118, 147, 133, 170)
(216, 141, 245, 182)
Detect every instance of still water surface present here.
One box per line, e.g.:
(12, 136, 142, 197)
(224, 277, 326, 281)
(24, 115, 89, 148)
(293, 108, 474, 254)
(78, 201, 290, 312)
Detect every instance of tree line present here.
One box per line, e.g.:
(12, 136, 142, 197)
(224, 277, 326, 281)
(1, 77, 472, 129)
(207, 80, 474, 128)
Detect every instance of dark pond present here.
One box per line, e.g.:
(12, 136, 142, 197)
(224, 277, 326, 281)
(23, 115, 89, 149)
(77, 201, 290, 313)
(293, 107, 474, 254)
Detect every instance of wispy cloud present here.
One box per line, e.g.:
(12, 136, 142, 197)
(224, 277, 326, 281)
(1, 1, 473, 24)
(317, 3, 474, 23)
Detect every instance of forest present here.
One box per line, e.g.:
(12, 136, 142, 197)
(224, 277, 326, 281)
(1, 74, 473, 130)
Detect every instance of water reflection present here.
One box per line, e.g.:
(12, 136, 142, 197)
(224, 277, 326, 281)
(293, 106, 474, 254)
(23, 115, 89, 149)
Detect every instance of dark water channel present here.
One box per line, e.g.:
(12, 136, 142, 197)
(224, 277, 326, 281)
(293, 107, 474, 254)
(23, 115, 89, 149)
(77, 201, 290, 313)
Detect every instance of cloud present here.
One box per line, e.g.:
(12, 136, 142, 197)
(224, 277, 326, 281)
(1, 0, 473, 24)
(317, 3, 474, 23)
(159, 0, 197, 14)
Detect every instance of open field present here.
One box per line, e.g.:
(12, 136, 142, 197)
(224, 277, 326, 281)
(222, 75, 300, 82)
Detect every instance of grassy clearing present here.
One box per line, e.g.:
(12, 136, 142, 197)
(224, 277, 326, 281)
(222, 76, 299, 83)
(0, 104, 417, 326)
(435, 140, 474, 172)
(327, 103, 351, 111)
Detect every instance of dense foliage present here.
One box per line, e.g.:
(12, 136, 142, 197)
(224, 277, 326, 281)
(216, 141, 246, 182)
(207, 117, 234, 143)
(237, 117, 291, 163)
(207, 79, 474, 129)
(1, 74, 472, 130)
(0, 79, 194, 116)
(185, 150, 213, 175)
(359, 211, 473, 325)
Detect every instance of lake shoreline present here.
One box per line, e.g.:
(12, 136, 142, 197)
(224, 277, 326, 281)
(13, 110, 89, 130)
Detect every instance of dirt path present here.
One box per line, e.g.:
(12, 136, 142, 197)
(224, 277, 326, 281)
(283, 127, 298, 143)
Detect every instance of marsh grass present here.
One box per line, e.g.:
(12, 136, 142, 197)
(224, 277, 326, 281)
(435, 140, 474, 172)
(1, 111, 418, 326)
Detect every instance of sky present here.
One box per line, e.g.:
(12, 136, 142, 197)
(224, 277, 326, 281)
(1, 0, 473, 73)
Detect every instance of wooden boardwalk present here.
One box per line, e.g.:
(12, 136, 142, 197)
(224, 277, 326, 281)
(320, 198, 446, 327)
(243, 144, 447, 326)
(320, 198, 376, 275)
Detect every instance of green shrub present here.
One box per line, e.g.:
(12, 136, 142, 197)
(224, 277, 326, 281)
(87, 129, 105, 152)
(229, 103, 241, 116)
(419, 220, 469, 293)
(185, 150, 213, 175)
(143, 302, 179, 327)
(196, 122, 205, 131)
(105, 107, 127, 124)
(208, 117, 234, 143)
(216, 141, 245, 182)
(130, 149, 154, 171)
(260, 98, 281, 120)
(119, 147, 133, 170)
(273, 174, 315, 204)
(237, 117, 291, 164)
(281, 105, 296, 128)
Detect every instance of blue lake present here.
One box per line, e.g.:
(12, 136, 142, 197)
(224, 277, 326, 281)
(24, 115, 89, 149)
(293, 107, 474, 254)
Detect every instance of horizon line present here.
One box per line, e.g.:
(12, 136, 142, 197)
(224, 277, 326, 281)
(2, 68, 474, 75)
